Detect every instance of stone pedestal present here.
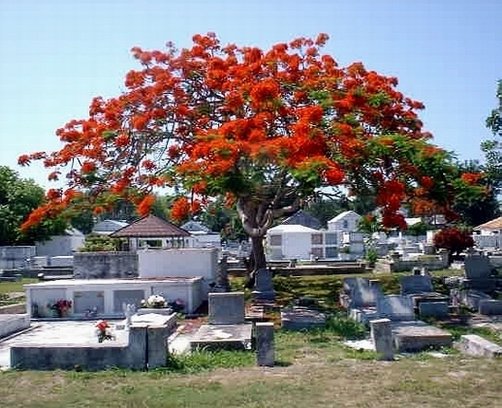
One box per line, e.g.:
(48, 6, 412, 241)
(370, 318, 394, 361)
(252, 268, 275, 301)
(255, 322, 275, 367)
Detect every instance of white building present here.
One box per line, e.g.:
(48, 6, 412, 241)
(267, 224, 321, 260)
(327, 210, 361, 233)
(473, 216, 502, 249)
(35, 228, 85, 257)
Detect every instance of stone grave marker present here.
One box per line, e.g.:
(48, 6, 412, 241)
(400, 275, 434, 296)
(252, 268, 276, 301)
(464, 253, 493, 280)
(377, 295, 415, 321)
(255, 322, 275, 366)
(370, 318, 394, 360)
(208, 292, 245, 325)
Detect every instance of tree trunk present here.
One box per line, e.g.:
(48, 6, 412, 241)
(244, 236, 267, 289)
(251, 235, 267, 271)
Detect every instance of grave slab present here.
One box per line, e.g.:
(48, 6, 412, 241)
(281, 306, 326, 330)
(391, 321, 452, 352)
(0, 314, 30, 339)
(478, 299, 502, 316)
(189, 324, 253, 350)
(457, 334, 502, 358)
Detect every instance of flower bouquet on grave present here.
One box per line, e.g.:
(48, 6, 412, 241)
(95, 320, 115, 343)
(48, 299, 72, 318)
(168, 298, 185, 313)
(140, 294, 167, 309)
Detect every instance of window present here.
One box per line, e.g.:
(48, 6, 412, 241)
(269, 235, 282, 246)
(325, 233, 337, 245)
(342, 220, 348, 229)
(325, 247, 338, 258)
(311, 233, 323, 245)
(311, 247, 323, 258)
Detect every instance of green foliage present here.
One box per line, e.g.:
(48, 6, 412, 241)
(0, 278, 38, 295)
(407, 221, 429, 236)
(0, 166, 67, 244)
(304, 198, 350, 228)
(324, 313, 367, 340)
(79, 234, 122, 252)
(486, 79, 502, 138)
(158, 349, 255, 374)
(364, 247, 378, 265)
(69, 209, 94, 234)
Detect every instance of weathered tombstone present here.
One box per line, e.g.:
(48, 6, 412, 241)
(281, 306, 326, 330)
(213, 255, 231, 292)
(400, 275, 434, 296)
(252, 268, 276, 301)
(377, 295, 415, 321)
(464, 253, 492, 280)
(350, 282, 381, 308)
(343, 277, 368, 294)
(458, 334, 502, 358)
(370, 318, 394, 360)
(478, 299, 502, 315)
(420, 266, 430, 276)
(208, 292, 245, 325)
(255, 322, 275, 366)
(418, 301, 449, 319)
(125, 303, 135, 327)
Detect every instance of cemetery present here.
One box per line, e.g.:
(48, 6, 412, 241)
(1, 243, 501, 372)
(1, 16, 502, 406)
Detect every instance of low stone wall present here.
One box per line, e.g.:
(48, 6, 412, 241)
(0, 246, 36, 269)
(10, 319, 173, 370)
(374, 253, 448, 273)
(73, 252, 138, 279)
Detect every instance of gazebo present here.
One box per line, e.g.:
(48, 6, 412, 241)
(110, 214, 191, 250)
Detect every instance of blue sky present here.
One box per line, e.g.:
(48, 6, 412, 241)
(1, 0, 501, 189)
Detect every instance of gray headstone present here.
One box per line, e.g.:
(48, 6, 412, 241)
(208, 292, 245, 325)
(252, 268, 275, 301)
(255, 322, 275, 367)
(370, 318, 394, 360)
(377, 295, 415, 321)
(343, 277, 369, 294)
(213, 255, 231, 292)
(350, 284, 381, 308)
(418, 301, 449, 319)
(478, 299, 502, 315)
(464, 253, 492, 280)
(400, 275, 434, 296)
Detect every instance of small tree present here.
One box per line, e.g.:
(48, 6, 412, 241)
(433, 226, 474, 263)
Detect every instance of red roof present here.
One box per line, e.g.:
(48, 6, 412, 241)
(110, 214, 190, 238)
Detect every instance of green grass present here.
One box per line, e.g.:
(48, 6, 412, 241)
(0, 278, 37, 295)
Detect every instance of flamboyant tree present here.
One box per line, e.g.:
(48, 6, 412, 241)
(19, 33, 485, 275)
